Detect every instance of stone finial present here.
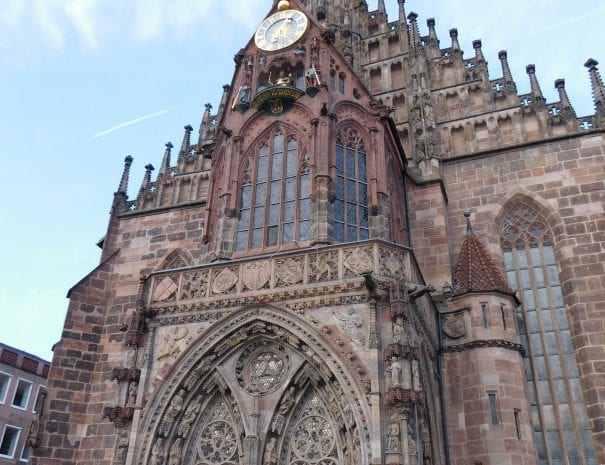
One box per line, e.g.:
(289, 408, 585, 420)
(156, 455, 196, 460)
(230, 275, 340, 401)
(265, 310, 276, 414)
(217, 84, 231, 119)
(499, 50, 512, 81)
(526, 64, 544, 99)
(377, 0, 386, 14)
(426, 18, 439, 54)
(159, 142, 174, 177)
(449, 28, 461, 54)
(498, 50, 517, 94)
(117, 155, 134, 195)
(554, 79, 573, 109)
(585, 58, 605, 118)
(178, 125, 194, 164)
(473, 40, 485, 63)
(407, 12, 420, 54)
(464, 210, 474, 236)
(398, 0, 407, 25)
(138, 164, 155, 198)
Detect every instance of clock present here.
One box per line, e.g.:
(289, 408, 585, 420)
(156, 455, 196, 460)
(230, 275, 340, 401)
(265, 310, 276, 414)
(254, 9, 309, 52)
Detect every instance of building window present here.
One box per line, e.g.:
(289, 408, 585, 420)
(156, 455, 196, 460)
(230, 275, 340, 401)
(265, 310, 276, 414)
(500, 304, 507, 330)
(12, 379, 33, 410)
(20, 444, 31, 462)
(501, 203, 597, 465)
(32, 385, 45, 414)
(488, 392, 499, 425)
(0, 372, 11, 404)
(333, 127, 369, 243)
(514, 410, 522, 440)
(0, 425, 21, 459)
(481, 304, 489, 328)
(338, 72, 346, 94)
(236, 130, 310, 250)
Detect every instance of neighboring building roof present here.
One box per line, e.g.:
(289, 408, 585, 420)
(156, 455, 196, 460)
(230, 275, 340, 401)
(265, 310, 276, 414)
(454, 214, 514, 297)
(0, 342, 50, 378)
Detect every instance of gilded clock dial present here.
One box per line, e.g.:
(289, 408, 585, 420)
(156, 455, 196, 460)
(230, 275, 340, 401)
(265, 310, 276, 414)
(255, 10, 308, 52)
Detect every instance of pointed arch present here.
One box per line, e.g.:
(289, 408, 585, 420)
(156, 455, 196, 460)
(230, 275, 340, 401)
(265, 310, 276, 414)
(332, 123, 370, 243)
(136, 306, 372, 465)
(235, 123, 311, 251)
(156, 247, 195, 271)
(496, 193, 598, 464)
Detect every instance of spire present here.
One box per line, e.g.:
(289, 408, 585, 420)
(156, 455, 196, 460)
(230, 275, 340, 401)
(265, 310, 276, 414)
(117, 155, 133, 196)
(159, 142, 173, 177)
(138, 164, 155, 199)
(498, 50, 517, 94)
(473, 40, 485, 65)
(426, 18, 440, 58)
(449, 28, 461, 54)
(398, 0, 407, 25)
(454, 212, 513, 297)
(407, 12, 420, 55)
(464, 210, 474, 236)
(526, 64, 545, 105)
(555, 79, 578, 130)
(585, 58, 605, 122)
(178, 125, 194, 164)
(199, 103, 213, 144)
(473, 40, 488, 82)
(377, 0, 385, 15)
(217, 84, 231, 121)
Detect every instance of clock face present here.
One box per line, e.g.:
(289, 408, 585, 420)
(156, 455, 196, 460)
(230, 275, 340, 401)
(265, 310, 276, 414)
(254, 10, 309, 52)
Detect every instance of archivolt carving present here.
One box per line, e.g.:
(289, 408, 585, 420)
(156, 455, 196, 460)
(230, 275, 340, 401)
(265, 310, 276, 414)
(136, 307, 371, 465)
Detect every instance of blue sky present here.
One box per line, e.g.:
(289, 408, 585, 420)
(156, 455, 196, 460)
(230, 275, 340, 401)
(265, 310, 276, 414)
(0, 0, 602, 361)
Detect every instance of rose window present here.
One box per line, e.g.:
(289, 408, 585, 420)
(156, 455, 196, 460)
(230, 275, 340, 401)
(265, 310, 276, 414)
(237, 343, 289, 395)
(197, 421, 238, 464)
(292, 416, 336, 462)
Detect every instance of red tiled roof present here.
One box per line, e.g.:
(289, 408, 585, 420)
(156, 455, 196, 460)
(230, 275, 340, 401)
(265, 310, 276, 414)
(454, 233, 513, 296)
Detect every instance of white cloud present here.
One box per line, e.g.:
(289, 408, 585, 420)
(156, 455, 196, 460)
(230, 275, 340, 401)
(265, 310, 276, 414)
(0, 0, 253, 58)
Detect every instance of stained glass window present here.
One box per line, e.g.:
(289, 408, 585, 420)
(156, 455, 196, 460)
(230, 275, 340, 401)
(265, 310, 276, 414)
(333, 128, 369, 243)
(501, 203, 597, 465)
(237, 130, 310, 250)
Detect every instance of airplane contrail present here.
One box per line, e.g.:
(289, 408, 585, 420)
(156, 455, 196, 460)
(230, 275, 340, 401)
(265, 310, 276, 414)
(92, 106, 177, 140)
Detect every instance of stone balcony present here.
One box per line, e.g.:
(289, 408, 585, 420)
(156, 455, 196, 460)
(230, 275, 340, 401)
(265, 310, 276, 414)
(146, 240, 421, 320)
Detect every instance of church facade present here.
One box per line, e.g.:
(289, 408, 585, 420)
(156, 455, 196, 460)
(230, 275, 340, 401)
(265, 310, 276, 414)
(29, 1, 604, 465)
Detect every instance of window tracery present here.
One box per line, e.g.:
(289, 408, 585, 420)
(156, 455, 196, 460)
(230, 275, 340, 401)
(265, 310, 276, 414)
(281, 393, 341, 465)
(500, 202, 597, 465)
(333, 127, 369, 243)
(237, 129, 311, 251)
(191, 399, 242, 465)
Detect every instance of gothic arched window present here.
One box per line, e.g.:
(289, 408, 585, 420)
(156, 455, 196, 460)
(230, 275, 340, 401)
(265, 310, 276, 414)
(500, 203, 597, 465)
(333, 128, 369, 243)
(237, 129, 311, 251)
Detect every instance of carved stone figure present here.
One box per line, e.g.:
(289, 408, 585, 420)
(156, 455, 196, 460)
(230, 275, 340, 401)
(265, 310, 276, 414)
(386, 420, 400, 452)
(334, 307, 364, 345)
(408, 425, 418, 464)
(442, 313, 466, 339)
(127, 382, 138, 406)
(150, 437, 164, 465)
(178, 396, 202, 437)
(114, 431, 129, 464)
(407, 284, 436, 301)
(168, 437, 182, 465)
(157, 327, 189, 361)
(278, 386, 297, 416)
(412, 360, 421, 391)
(264, 437, 277, 465)
(390, 357, 403, 387)
(392, 316, 406, 344)
(159, 389, 186, 436)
